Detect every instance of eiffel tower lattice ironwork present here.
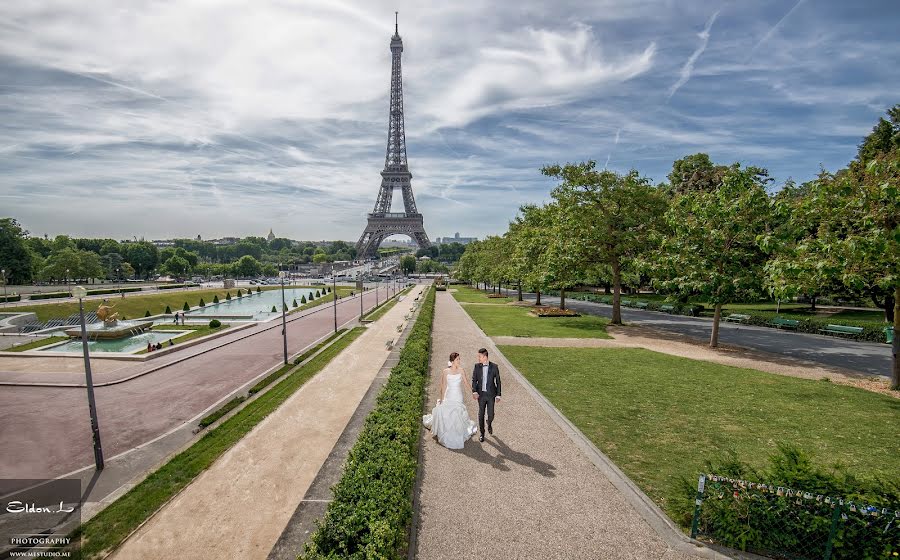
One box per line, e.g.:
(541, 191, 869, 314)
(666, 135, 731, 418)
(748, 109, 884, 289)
(356, 13, 431, 259)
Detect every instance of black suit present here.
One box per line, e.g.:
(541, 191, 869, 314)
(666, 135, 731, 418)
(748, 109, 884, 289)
(472, 361, 501, 436)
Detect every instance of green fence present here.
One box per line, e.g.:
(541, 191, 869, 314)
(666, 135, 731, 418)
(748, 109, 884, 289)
(690, 474, 899, 559)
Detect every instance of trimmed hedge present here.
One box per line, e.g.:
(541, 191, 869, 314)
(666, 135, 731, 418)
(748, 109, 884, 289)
(209, 319, 222, 328)
(87, 287, 142, 296)
(156, 283, 197, 290)
(28, 291, 70, 300)
(0, 294, 21, 303)
(302, 287, 434, 559)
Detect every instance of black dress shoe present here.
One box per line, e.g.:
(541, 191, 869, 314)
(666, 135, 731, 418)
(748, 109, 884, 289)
(488, 425, 493, 435)
(479, 435, 485, 442)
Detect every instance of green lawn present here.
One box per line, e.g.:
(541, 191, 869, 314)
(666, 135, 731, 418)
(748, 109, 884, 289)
(5, 336, 68, 352)
(463, 303, 610, 338)
(451, 286, 514, 304)
(363, 286, 413, 322)
(499, 345, 900, 522)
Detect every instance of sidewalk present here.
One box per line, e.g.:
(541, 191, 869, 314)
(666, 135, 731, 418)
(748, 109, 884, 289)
(412, 292, 707, 559)
(109, 285, 425, 560)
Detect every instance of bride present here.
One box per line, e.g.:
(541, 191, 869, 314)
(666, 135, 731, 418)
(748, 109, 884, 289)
(423, 352, 478, 449)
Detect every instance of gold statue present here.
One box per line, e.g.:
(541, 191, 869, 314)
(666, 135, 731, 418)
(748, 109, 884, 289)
(96, 300, 120, 324)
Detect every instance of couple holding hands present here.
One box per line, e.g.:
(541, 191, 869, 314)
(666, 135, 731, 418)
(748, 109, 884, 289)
(422, 348, 501, 449)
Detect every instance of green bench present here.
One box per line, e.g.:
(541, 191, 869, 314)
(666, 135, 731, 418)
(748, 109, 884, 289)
(768, 317, 800, 330)
(885, 326, 894, 344)
(723, 313, 751, 324)
(634, 302, 649, 309)
(819, 324, 864, 337)
(621, 299, 632, 307)
(600, 296, 613, 304)
(660, 304, 675, 313)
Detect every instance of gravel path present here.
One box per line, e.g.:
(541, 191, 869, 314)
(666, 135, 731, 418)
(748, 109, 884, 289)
(413, 292, 701, 560)
(110, 286, 426, 560)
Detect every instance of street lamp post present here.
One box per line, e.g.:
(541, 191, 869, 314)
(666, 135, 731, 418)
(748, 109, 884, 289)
(116, 267, 121, 297)
(1, 269, 7, 303)
(332, 265, 337, 333)
(66, 268, 71, 297)
(358, 272, 363, 321)
(279, 268, 288, 365)
(74, 286, 104, 471)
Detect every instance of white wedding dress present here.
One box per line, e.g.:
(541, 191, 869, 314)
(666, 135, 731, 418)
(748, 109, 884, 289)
(422, 371, 477, 449)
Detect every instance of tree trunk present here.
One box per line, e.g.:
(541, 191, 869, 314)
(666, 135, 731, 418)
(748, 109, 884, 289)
(611, 262, 622, 325)
(560, 289, 566, 310)
(892, 284, 899, 390)
(517, 280, 523, 302)
(536, 290, 542, 306)
(810, 295, 817, 311)
(604, 282, 611, 295)
(710, 303, 722, 348)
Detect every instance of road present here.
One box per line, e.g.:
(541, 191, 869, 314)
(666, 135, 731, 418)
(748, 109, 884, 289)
(501, 290, 892, 377)
(0, 286, 403, 482)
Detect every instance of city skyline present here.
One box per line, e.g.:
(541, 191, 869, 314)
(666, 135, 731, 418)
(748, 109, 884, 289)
(1, 1, 898, 240)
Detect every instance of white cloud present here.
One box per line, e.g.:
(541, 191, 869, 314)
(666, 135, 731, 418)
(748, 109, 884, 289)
(668, 9, 719, 99)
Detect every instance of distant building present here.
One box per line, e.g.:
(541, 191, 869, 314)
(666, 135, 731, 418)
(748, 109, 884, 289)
(151, 239, 176, 247)
(267, 229, 275, 242)
(434, 232, 477, 245)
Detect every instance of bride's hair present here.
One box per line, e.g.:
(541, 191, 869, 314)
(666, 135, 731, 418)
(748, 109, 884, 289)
(448, 352, 459, 363)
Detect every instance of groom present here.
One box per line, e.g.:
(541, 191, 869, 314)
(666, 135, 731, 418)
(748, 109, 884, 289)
(471, 348, 501, 443)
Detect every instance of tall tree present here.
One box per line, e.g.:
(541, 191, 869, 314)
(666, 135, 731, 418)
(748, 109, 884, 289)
(400, 255, 416, 275)
(508, 204, 554, 305)
(0, 218, 35, 284)
(653, 164, 771, 347)
(123, 241, 159, 279)
(544, 162, 666, 324)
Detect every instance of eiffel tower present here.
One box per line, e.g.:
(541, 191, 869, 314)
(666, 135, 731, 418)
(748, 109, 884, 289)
(356, 13, 431, 259)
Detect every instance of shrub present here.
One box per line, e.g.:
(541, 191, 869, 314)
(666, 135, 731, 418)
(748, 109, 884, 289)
(257, 286, 261, 293)
(144, 310, 151, 317)
(300, 295, 306, 304)
(212, 295, 219, 304)
(183, 302, 190, 311)
(199, 298, 206, 307)
(271, 305, 277, 313)
(315, 290, 321, 298)
(209, 319, 221, 329)
(225, 292, 231, 300)
(283, 303, 288, 312)
(293, 298, 299, 307)
(1, 295, 21, 303)
(165, 305, 172, 314)
(675, 444, 900, 560)
(237, 289, 243, 297)
(28, 292, 69, 300)
(301, 288, 434, 559)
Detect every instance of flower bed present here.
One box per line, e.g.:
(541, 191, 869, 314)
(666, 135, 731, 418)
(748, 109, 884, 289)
(301, 287, 434, 560)
(529, 306, 580, 317)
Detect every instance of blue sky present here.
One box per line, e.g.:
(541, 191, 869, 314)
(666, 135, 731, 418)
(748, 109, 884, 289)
(1, 0, 898, 242)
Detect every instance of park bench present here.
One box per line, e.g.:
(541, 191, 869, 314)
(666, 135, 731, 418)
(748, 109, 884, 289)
(819, 324, 864, 337)
(634, 302, 649, 309)
(723, 314, 751, 324)
(621, 299, 632, 307)
(885, 326, 894, 344)
(396, 324, 403, 332)
(600, 296, 613, 304)
(660, 304, 675, 313)
(385, 339, 394, 350)
(767, 317, 800, 330)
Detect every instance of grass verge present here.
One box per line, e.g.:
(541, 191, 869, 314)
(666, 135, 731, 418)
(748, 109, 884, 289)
(451, 285, 513, 304)
(4, 336, 68, 352)
(498, 345, 899, 522)
(67, 326, 366, 559)
(462, 302, 610, 338)
(362, 287, 411, 322)
(301, 287, 434, 559)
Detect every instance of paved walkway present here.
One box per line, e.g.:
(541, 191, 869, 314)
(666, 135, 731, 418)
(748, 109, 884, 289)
(413, 292, 703, 559)
(110, 285, 425, 560)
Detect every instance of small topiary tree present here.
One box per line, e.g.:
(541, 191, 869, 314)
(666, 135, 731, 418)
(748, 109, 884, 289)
(145, 310, 151, 317)
(183, 302, 190, 311)
(293, 298, 298, 307)
(300, 295, 307, 304)
(199, 298, 206, 307)
(310, 291, 316, 299)
(209, 319, 221, 328)
(165, 305, 172, 314)
(257, 286, 261, 293)
(283, 303, 288, 312)
(225, 292, 231, 300)
(213, 295, 219, 304)
(237, 289, 243, 297)
(271, 305, 277, 313)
